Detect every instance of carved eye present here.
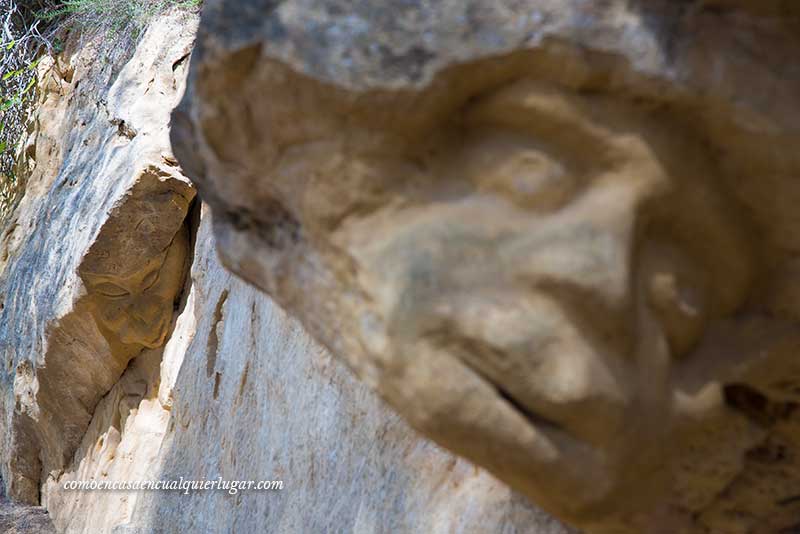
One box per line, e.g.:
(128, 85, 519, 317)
(94, 282, 130, 299)
(495, 149, 576, 210)
(459, 132, 579, 212)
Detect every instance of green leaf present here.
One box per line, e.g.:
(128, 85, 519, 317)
(6, 40, 14, 51)
(2, 69, 23, 81)
(0, 97, 19, 111)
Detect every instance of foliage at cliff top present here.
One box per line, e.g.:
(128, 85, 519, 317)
(0, 0, 200, 223)
(40, 0, 202, 40)
(0, 0, 57, 222)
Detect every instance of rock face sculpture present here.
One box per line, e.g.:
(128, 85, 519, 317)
(0, 168, 192, 505)
(79, 168, 191, 351)
(173, 1, 800, 531)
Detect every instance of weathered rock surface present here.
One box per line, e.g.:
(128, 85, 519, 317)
(0, 9, 196, 507)
(44, 204, 572, 533)
(0, 494, 55, 534)
(1, 8, 574, 534)
(173, 0, 800, 532)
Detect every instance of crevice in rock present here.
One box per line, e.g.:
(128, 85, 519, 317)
(207, 289, 229, 378)
(213, 372, 222, 400)
(723, 383, 798, 428)
(109, 118, 137, 140)
(173, 196, 201, 321)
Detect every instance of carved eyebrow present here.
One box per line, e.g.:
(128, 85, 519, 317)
(80, 249, 169, 285)
(81, 271, 114, 283)
(463, 79, 620, 164)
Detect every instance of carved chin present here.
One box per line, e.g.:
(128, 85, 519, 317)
(142, 323, 170, 349)
(139, 332, 168, 349)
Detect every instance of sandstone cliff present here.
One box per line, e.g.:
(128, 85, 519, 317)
(0, 7, 574, 534)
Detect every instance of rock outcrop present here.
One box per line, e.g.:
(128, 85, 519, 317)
(172, 1, 800, 532)
(0, 11, 196, 505)
(50, 204, 570, 534)
(1, 8, 574, 534)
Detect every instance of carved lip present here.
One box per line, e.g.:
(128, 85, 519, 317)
(459, 354, 567, 435)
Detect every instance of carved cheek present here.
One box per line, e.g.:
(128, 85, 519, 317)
(143, 284, 178, 337)
(152, 228, 188, 301)
(133, 295, 166, 325)
(116, 301, 145, 345)
(138, 264, 178, 322)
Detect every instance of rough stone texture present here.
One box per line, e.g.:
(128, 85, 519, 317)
(43, 206, 572, 534)
(0, 495, 55, 534)
(0, 9, 573, 534)
(173, 1, 800, 532)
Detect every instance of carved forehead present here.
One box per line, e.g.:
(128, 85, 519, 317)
(81, 250, 167, 285)
(80, 171, 191, 279)
(256, 56, 666, 155)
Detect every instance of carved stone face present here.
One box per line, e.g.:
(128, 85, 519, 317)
(314, 80, 755, 517)
(193, 76, 758, 527)
(82, 226, 188, 349)
(78, 170, 192, 351)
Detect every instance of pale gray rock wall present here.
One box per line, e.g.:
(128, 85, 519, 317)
(112, 206, 574, 534)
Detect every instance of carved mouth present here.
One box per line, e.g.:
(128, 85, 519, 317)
(421, 299, 637, 456)
(423, 330, 569, 437)
(466, 359, 564, 432)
